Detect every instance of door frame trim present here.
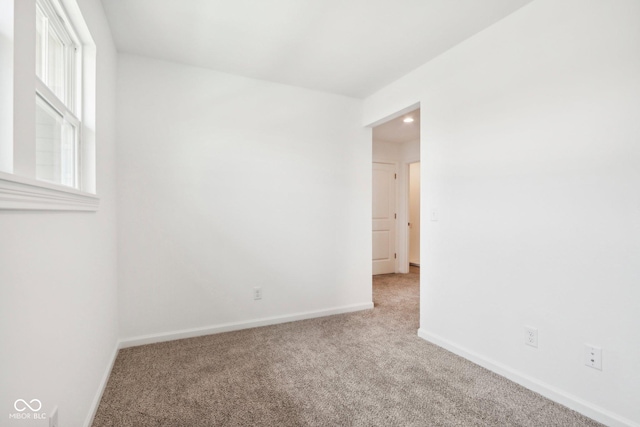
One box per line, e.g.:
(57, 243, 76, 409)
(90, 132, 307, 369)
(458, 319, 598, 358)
(405, 160, 420, 270)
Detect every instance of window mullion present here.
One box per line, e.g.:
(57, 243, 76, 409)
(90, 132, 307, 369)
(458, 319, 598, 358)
(36, 77, 66, 115)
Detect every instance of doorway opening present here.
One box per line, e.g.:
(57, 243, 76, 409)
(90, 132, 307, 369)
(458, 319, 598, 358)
(371, 106, 420, 276)
(370, 104, 421, 325)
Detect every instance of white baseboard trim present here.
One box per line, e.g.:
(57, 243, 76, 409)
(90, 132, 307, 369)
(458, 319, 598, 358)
(120, 302, 374, 349)
(84, 341, 120, 427)
(417, 329, 639, 427)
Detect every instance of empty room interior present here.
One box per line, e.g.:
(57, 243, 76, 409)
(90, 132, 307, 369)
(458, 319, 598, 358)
(1, 0, 639, 426)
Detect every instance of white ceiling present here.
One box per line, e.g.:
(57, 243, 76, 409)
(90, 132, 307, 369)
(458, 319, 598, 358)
(101, 0, 533, 98)
(373, 109, 420, 144)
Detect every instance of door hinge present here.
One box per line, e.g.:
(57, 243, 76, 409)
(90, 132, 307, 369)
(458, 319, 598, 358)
(394, 213, 397, 219)
(394, 253, 397, 259)
(394, 173, 397, 179)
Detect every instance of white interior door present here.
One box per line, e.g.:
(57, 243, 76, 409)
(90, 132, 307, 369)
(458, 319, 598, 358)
(372, 162, 396, 275)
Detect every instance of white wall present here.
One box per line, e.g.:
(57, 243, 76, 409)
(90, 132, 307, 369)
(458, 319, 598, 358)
(372, 139, 399, 162)
(400, 139, 420, 164)
(365, 0, 640, 425)
(117, 54, 372, 342)
(0, 1, 119, 426)
(372, 139, 419, 164)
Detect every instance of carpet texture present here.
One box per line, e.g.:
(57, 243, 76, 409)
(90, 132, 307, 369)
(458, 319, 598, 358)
(93, 270, 602, 426)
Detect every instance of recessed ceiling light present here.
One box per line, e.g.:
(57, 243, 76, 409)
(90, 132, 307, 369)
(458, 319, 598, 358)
(403, 117, 414, 123)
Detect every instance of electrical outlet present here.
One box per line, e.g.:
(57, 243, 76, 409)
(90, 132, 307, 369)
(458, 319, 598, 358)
(524, 326, 538, 348)
(585, 345, 602, 370)
(49, 406, 58, 427)
(253, 287, 262, 300)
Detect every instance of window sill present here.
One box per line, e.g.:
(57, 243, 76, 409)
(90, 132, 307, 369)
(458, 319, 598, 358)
(0, 171, 99, 211)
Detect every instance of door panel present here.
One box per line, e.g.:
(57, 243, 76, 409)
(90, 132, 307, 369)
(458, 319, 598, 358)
(372, 231, 390, 260)
(372, 162, 396, 275)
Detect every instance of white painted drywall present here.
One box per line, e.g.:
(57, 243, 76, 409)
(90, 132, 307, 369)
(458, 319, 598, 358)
(116, 54, 372, 340)
(372, 139, 400, 163)
(365, 0, 640, 425)
(409, 162, 420, 265)
(0, 1, 119, 426)
(372, 139, 419, 164)
(400, 139, 420, 164)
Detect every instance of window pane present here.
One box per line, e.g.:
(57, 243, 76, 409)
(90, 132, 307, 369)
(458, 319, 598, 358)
(47, 28, 65, 101)
(36, 96, 77, 188)
(60, 121, 77, 187)
(36, 6, 45, 80)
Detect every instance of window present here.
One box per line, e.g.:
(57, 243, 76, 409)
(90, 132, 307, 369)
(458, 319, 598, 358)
(35, 0, 81, 189)
(35, 96, 78, 187)
(0, 0, 97, 211)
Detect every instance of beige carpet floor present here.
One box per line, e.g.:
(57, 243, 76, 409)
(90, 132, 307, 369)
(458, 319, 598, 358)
(93, 270, 601, 426)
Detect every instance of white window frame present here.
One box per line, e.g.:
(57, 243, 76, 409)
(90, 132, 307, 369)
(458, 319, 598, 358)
(0, 0, 98, 211)
(35, 0, 82, 189)
(36, 0, 80, 113)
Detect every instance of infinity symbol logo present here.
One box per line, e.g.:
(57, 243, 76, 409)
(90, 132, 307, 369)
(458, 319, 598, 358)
(14, 399, 42, 412)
